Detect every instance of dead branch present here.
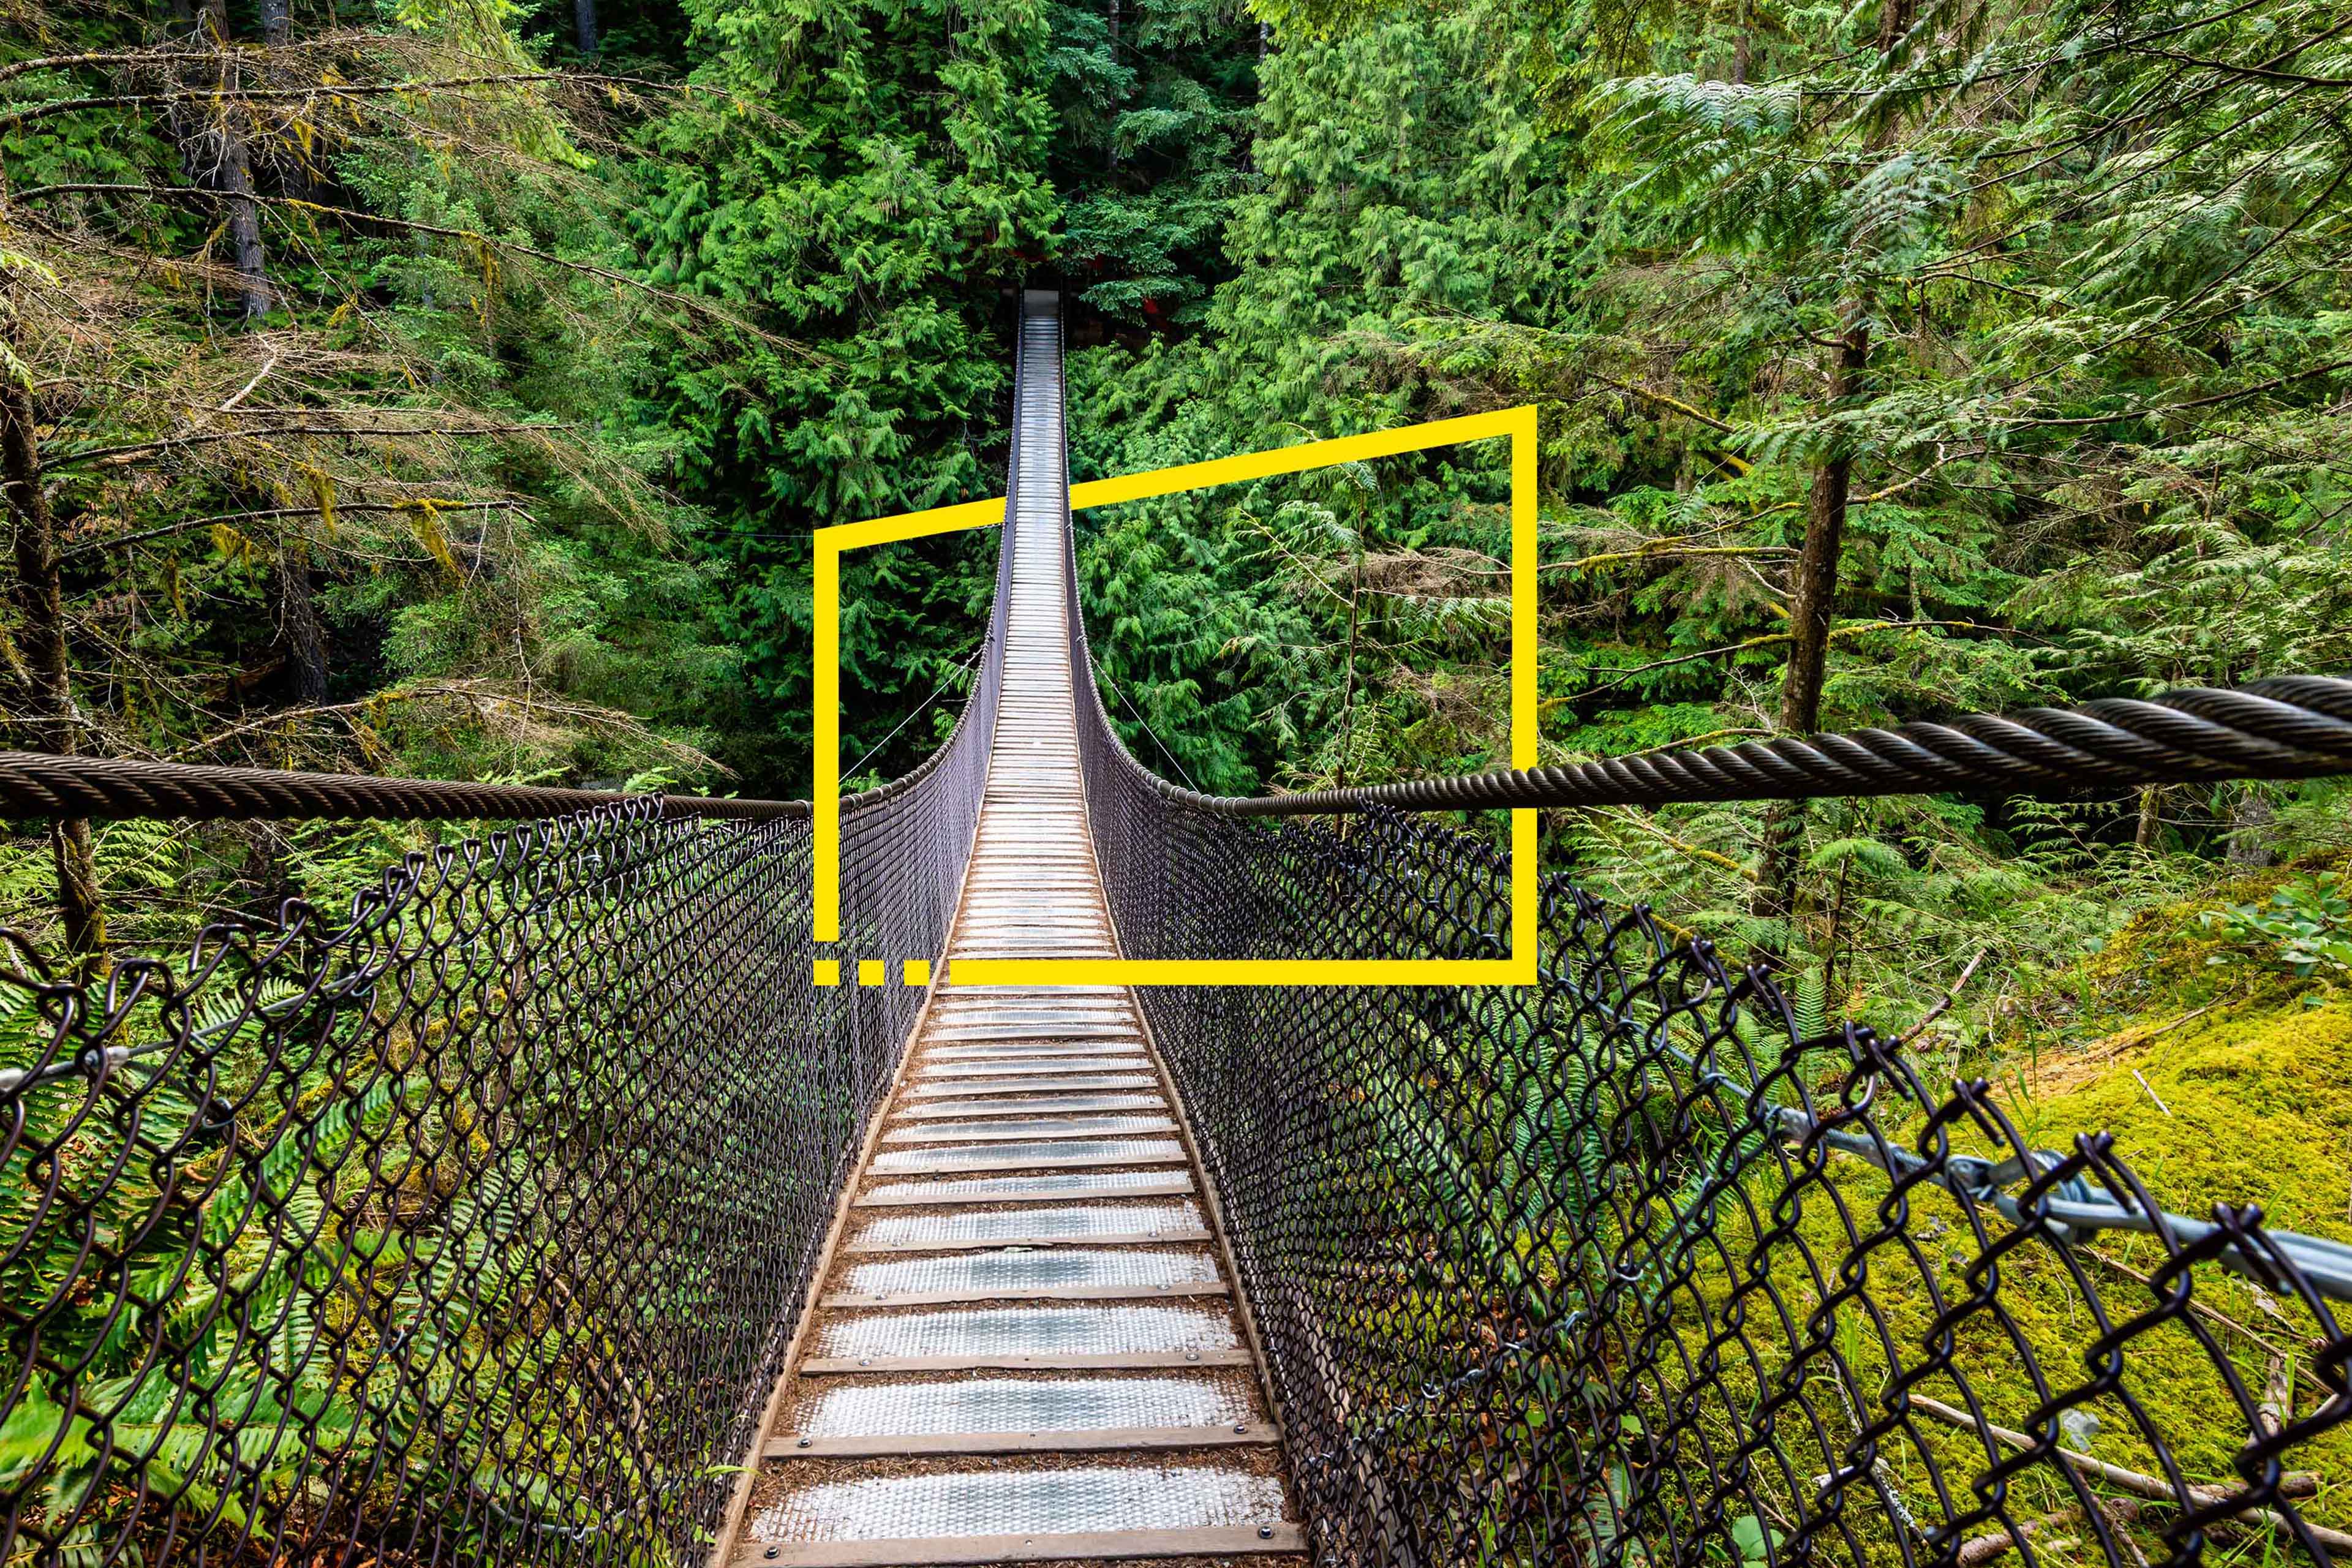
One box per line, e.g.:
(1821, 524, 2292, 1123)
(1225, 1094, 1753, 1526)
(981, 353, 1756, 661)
(48, 420, 572, 470)
(11, 183, 824, 363)
(1894, 946, 1989, 1045)
(0, 74, 596, 132)
(58, 500, 531, 561)
(1907, 1395, 2344, 1555)
(2082, 1249, 2332, 1395)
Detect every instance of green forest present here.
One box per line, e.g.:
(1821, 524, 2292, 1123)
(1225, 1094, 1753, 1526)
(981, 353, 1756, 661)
(4, 0, 2351, 1220)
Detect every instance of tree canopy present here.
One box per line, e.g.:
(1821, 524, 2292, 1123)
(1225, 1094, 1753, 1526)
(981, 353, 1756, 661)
(2, 0, 2348, 1016)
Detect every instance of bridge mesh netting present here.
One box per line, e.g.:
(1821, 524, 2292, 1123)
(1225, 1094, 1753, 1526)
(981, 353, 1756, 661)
(0, 546, 1006, 1565)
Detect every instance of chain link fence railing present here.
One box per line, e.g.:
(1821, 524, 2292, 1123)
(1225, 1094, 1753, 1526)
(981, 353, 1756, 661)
(0, 545, 1008, 1566)
(1047, 366, 2352, 1567)
(1076, 767, 2352, 1568)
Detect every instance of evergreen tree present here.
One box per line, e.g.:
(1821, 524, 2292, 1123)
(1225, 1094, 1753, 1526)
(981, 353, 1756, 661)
(634, 0, 1060, 789)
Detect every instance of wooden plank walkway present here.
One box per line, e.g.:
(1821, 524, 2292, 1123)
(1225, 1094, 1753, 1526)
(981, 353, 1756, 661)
(726, 293, 1304, 1567)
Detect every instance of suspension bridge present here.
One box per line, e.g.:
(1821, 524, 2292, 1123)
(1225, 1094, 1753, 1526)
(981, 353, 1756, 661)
(6, 290, 2352, 1568)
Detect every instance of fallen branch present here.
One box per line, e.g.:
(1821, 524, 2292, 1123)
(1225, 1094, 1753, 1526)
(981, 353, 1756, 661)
(2082, 1248, 2331, 1396)
(1956, 1506, 2080, 1566)
(214, 355, 278, 415)
(2263, 1353, 2295, 1438)
(1951, 1500, 2147, 1567)
(1907, 1394, 2345, 1556)
(2076, 1005, 2218, 1068)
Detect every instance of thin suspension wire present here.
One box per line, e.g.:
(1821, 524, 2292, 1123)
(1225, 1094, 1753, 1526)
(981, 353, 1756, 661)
(841, 641, 987, 784)
(1100, 673, 1204, 793)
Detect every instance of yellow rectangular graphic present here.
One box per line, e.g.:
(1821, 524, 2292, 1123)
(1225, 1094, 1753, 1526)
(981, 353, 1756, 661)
(815, 406, 1538, 987)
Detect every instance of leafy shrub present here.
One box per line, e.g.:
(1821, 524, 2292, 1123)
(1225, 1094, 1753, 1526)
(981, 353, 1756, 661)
(2200, 875, 2352, 981)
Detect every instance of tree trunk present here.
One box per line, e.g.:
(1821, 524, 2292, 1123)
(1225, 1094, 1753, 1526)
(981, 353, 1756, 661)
(1107, 0, 1123, 169)
(1731, 0, 1752, 83)
(574, 0, 598, 58)
(2136, 785, 2163, 851)
(219, 137, 273, 320)
(1747, 0, 1909, 948)
(239, 823, 299, 921)
(1334, 552, 1362, 788)
(274, 548, 329, 703)
(2225, 785, 2275, 868)
(1751, 304, 1869, 936)
(178, 0, 274, 320)
(2, 374, 106, 957)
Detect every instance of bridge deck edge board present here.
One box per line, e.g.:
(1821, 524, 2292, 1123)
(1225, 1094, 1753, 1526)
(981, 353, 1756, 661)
(798, 1350, 1256, 1373)
(839, 1228, 1210, 1253)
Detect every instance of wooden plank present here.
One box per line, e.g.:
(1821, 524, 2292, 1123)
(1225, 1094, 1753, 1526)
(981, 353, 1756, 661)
(739, 1525, 1306, 1566)
(916, 1052, 1149, 1071)
(881, 1121, 1175, 1145)
(798, 1349, 1256, 1374)
(852, 1177, 1196, 1207)
(820, 1281, 1229, 1310)
(763, 1423, 1280, 1460)
(900, 1076, 1153, 1098)
(867, 1148, 1188, 1175)
(841, 1227, 1210, 1253)
(890, 1096, 1168, 1120)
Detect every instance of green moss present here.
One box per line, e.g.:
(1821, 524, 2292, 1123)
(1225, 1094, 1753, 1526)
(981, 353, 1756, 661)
(2027, 1000, 2352, 1238)
(1639, 870, 2352, 1564)
(1986, 859, 2352, 1242)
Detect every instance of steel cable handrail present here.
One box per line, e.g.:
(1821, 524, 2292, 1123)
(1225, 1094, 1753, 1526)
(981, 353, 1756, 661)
(5, 676, 2345, 827)
(1125, 676, 2352, 815)
(0, 750, 810, 822)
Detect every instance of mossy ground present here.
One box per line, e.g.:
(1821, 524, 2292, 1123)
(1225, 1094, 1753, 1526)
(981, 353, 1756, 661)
(1683, 858, 2352, 1564)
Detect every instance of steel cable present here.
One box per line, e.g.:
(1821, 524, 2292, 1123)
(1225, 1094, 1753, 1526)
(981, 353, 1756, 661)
(0, 750, 809, 822)
(4, 680, 2345, 825)
(1136, 676, 2352, 816)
